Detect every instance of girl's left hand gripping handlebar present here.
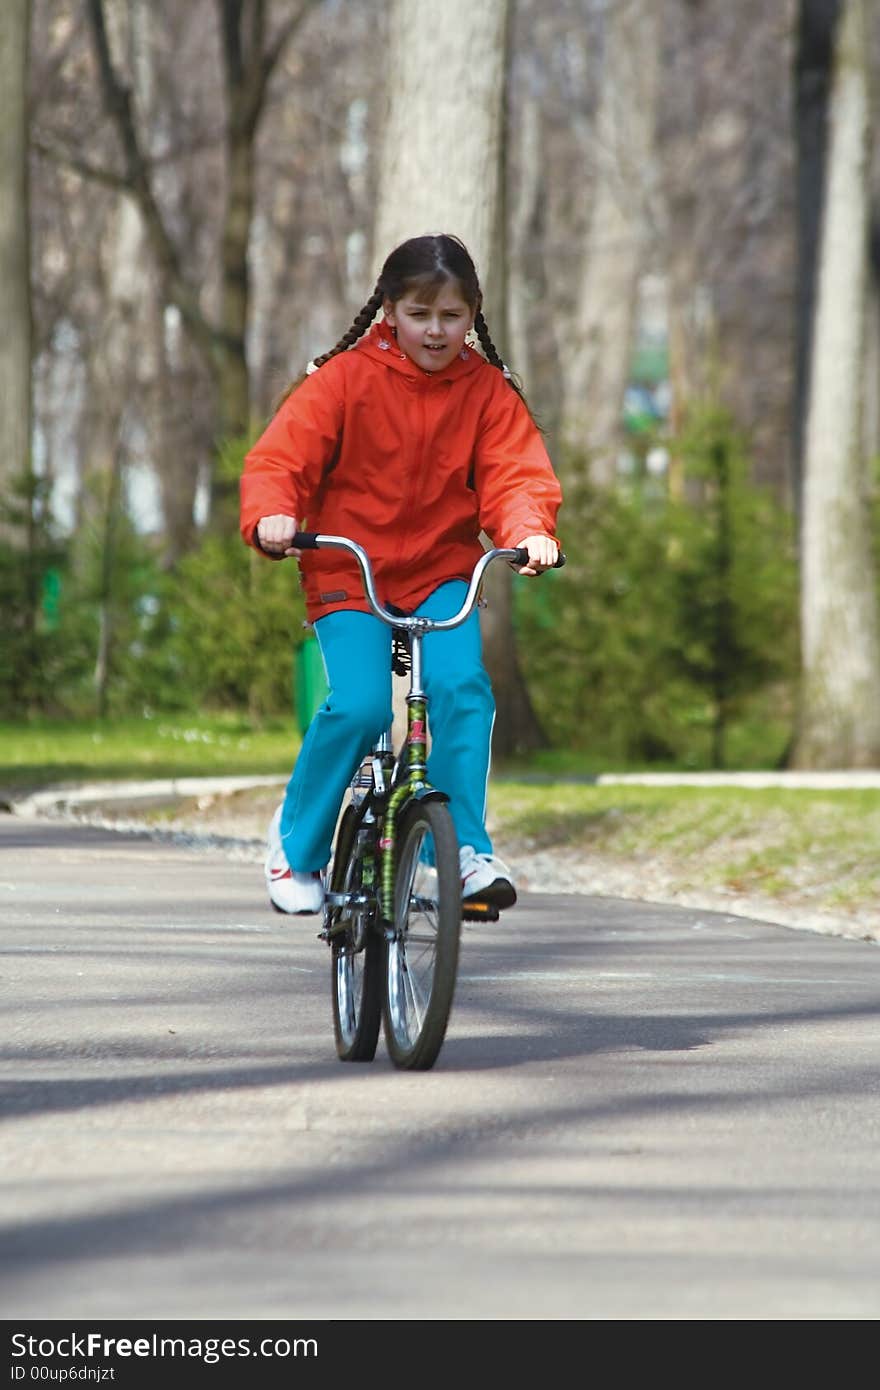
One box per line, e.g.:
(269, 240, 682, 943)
(507, 547, 566, 571)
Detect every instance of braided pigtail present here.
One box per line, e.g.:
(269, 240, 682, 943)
(473, 310, 530, 410)
(271, 285, 383, 413)
(310, 285, 384, 370)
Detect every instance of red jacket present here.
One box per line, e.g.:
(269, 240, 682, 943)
(240, 320, 562, 623)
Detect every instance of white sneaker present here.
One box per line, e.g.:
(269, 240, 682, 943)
(459, 845, 517, 909)
(265, 805, 325, 915)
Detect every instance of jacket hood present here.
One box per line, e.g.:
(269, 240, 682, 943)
(355, 318, 486, 382)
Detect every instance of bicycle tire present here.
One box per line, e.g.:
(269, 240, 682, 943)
(330, 804, 382, 1062)
(383, 798, 461, 1070)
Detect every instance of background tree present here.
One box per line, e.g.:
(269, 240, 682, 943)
(794, 0, 840, 515)
(371, 0, 509, 298)
(656, 0, 798, 499)
(82, 0, 321, 530)
(792, 0, 880, 767)
(0, 0, 33, 517)
(557, 0, 661, 486)
(372, 0, 547, 756)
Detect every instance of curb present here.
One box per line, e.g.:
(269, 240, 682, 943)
(9, 774, 286, 819)
(9, 769, 880, 821)
(594, 771, 880, 789)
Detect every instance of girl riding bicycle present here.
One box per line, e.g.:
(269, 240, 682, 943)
(240, 233, 562, 916)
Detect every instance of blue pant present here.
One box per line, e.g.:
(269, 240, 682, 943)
(280, 580, 496, 871)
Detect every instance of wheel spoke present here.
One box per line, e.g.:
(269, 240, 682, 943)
(390, 830, 440, 1042)
(401, 955, 425, 1037)
(384, 802, 460, 1069)
(331, 806, 381, 1063)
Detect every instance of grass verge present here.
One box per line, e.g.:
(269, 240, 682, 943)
(0, 714, 299, 798)
(490, 782, 880, 932)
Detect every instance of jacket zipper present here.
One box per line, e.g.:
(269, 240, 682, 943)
(392, 379, 429, 576)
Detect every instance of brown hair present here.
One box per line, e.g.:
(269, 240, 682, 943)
(273, 233, 531, 412)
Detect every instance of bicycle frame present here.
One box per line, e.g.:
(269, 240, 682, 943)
(379, 619, 446, 925)
(292, 532, 565, 1069)
(291, 533, 531, 934)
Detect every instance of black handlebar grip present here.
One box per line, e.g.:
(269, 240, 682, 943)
(510, 548, 567, 570)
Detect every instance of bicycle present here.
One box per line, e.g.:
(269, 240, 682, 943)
(289, 532, 564, 1071)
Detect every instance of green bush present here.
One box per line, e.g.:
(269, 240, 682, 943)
(1, 440, 309, 723)
(0, 471, 74, 718)
(516, 474, 692, 764)
(150, 434, 305, 719)
(166, 530, 307, 719)
(516, 408, 798, 768)
(669, 406, 798, 765)
(112, 436, 309, 721)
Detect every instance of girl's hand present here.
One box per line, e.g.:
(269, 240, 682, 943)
(514, 534, 559, 576)
(257, 514, 302, 557)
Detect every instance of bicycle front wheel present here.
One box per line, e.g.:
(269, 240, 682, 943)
(384, 798, 461, 1071)
(330, 805, 382, 1063)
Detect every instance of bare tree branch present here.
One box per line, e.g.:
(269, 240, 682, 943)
(34, 124, 228, 175)
(77, 0, 326, 458)
(262, 0, 321, 79)
(218, 0, 323, 136)
(31, 136, 131, 192)
(84, 0, 223, 366)
(219, 0, 245, 87)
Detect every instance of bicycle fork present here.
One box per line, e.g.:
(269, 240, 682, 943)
(322, 627, 450, 943)
(380, 627, 451, 928)
(320, 728, 393, 942)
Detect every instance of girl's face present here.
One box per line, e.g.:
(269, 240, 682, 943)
(384, 282, 475, 373)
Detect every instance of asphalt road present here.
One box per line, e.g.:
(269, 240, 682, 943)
(2, 812, 880, 1322)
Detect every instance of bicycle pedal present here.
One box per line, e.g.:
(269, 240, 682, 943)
(461, 900, 500, 923)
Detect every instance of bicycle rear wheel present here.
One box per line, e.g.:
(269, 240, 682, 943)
(383, 798, 461, 1070)
(330, 805, 382, 1062)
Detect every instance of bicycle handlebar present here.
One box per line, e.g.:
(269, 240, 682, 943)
(289, 532, 565, 632)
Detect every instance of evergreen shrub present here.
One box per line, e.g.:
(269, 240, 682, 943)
(516, 407, 798, 768)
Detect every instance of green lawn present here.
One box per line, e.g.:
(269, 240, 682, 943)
(491, 781, 880, 923)
(0, 714, 300, 797)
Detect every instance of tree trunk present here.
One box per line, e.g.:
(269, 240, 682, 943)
(93, 438, 124, 719)
(661, 0, 713, 498)
(792, 0, 880, 767)
(506, 85, 541, 392)
(371, 1, 508, 298)
(558, 0, 660, 487)
(0, 0, 32, 524)
(153, 302, 204, 566)
(210, 2, 264, 528)
(372, 0, 545, 757)
(85, 0, 319, 535)
(793, 0, 841, 522)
